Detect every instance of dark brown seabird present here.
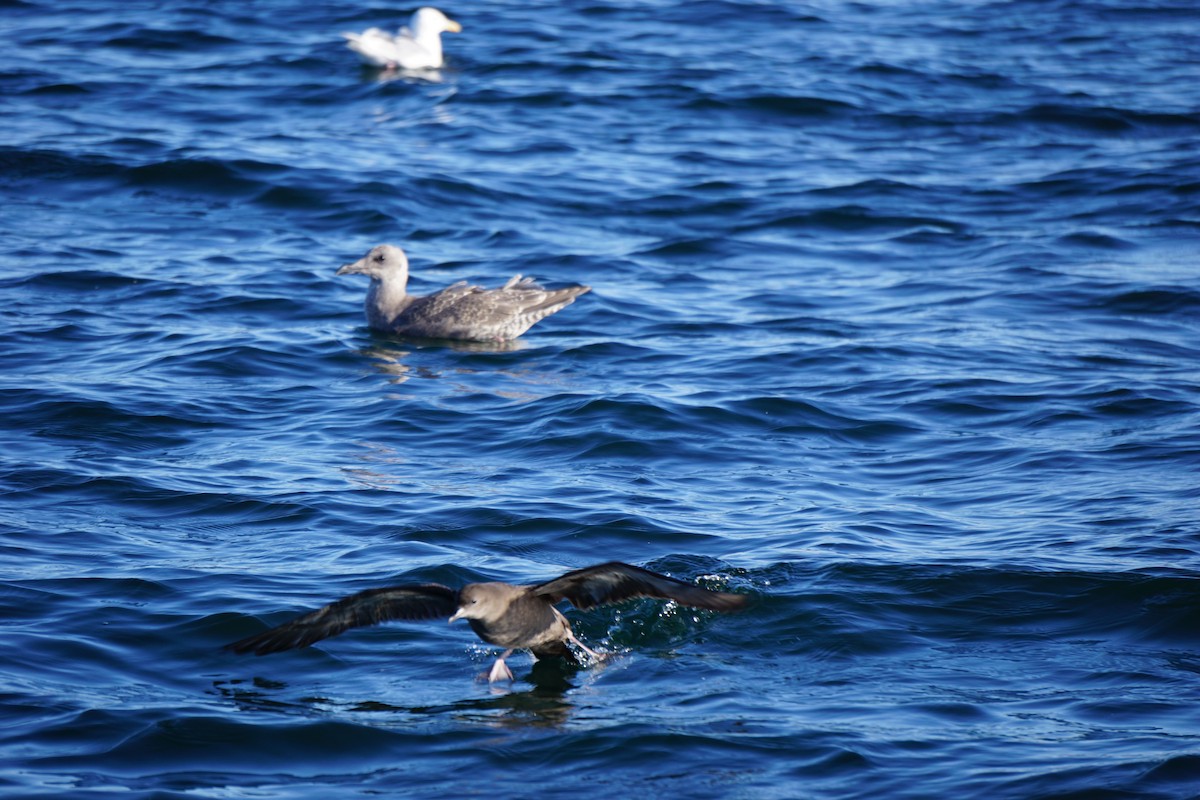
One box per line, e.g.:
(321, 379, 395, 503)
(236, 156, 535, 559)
(336, 244, 590, 342)
(225, 561, 747, 682)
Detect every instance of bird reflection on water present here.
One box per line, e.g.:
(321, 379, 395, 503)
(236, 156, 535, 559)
(215, 657, 595, 729)
(353, 338, 529, 385)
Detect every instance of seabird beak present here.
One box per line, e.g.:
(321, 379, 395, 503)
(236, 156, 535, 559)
(445, 18, 462, 33)
(336, 259, 364, 276)
(448, 607, 466, 624)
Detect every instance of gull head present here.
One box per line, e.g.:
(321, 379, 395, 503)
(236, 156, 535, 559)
(337, 244, 409, 280)
(412, 7, 462, 36)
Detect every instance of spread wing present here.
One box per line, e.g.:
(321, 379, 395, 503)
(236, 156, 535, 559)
(531, 562, 746, 612)
(225, 584, 459, 656)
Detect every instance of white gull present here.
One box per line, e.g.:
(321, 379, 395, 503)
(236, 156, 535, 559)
(342, 7, 462, 70)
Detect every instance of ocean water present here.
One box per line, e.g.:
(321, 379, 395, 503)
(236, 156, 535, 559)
(2, 0, 1200, 796)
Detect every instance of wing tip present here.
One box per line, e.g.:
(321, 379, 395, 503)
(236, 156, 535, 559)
(222, 630, 281, 657)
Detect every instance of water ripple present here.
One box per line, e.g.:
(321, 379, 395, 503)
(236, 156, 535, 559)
(2, 0, 1199, 797)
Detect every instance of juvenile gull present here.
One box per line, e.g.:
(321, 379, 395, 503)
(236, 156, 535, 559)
(225, 561, 746, 682)
(337, 243, 590, 342)
(342, 7, 462, 70)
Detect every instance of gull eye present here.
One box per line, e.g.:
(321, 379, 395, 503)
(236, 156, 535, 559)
(374, 254, 385, 263)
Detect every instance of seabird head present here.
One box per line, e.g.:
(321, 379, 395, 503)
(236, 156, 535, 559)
(412, 7, 462, 36)
(448, 582, 519, 624)
(337, 244, 409, 280)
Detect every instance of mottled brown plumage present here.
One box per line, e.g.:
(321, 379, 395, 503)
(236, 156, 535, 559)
(336, 244, 590, 341)
(225, 561, 747, 682)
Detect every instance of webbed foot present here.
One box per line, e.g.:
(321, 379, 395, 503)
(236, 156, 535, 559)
(479, 650, 515, 683)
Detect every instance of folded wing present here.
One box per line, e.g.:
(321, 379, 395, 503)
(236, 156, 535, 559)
(396, 279, 589, 341)
(342, 30, 436, 69)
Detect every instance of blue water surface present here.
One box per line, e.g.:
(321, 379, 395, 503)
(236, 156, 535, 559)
(2, 0, 1200, 797)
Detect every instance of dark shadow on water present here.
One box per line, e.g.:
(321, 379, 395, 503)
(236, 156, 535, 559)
(352, 337, 528, 383)
(366, 659, 582, 729)
(364, 331, 529, 353)
(212, 659, 582, 728)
